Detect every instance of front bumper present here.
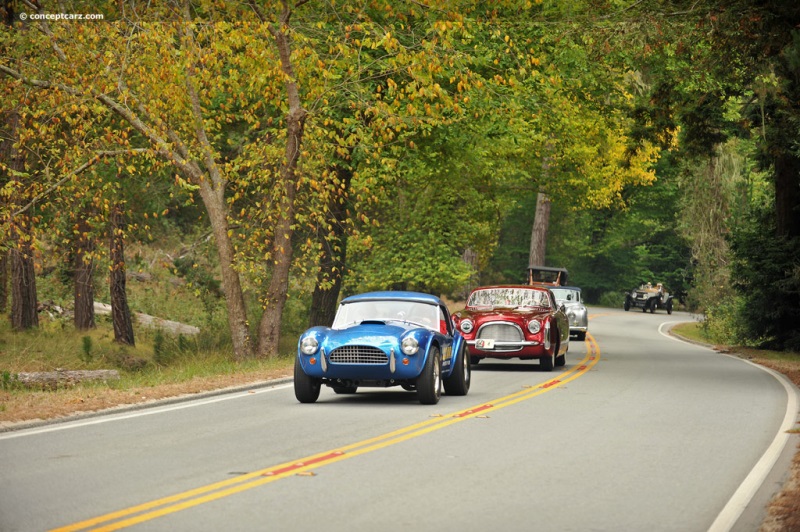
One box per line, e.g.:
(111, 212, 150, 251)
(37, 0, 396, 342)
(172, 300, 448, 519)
(465, 340, 546, 358)
(299, 347, 426, 382)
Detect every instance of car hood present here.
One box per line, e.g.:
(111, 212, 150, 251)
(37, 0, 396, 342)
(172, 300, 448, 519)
(309, 321, 426, 351)
(456, 307, 549, 320)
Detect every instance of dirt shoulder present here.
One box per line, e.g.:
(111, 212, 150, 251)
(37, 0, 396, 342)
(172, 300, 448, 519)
(0, 365, 293, 431)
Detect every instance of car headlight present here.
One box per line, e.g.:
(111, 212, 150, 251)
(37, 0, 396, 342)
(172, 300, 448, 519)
(300, 336, 319, 355)
(528, 320, 541, 334)
(567, 311, 576, 320)
(460, 319, 474, 334)
(401, 336, 419, 355)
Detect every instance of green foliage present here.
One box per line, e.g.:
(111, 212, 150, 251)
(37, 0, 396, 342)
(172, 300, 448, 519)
(490, 150, 692, 305)
(152, 329, 167, 366)
(1, 371, 21, 391)
(3, 0, 799, 357)
(172, 255, 222, 325)
(701, 295, 749, 346)
(81, 336, 93, 363)
(730, 217, 800, 350)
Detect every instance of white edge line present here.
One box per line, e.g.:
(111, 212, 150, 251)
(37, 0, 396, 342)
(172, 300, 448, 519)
(706, 357, 798, 532)
(658, 320, 799, 532)
(0, 382, 294, 441)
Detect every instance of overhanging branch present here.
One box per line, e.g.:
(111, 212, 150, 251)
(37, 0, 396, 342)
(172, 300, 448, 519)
(11, 148, 149, 217)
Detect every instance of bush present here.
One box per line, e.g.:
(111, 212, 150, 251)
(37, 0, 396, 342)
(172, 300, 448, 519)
(598, 291, 625, 309)
(701, 296, 749, 345)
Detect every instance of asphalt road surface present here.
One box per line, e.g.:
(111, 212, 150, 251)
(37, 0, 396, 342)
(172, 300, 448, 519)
(2, 308, 798, 532)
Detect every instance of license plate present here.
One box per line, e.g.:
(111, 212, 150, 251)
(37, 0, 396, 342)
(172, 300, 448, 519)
(475, 339, 495, 349)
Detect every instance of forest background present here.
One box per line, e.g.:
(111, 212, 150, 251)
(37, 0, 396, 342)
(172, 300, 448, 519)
(1, 0, 799, 369)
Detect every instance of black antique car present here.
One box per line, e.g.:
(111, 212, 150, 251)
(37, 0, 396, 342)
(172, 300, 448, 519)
(527, 265, 569, 287)
(624, 283, 674, 314)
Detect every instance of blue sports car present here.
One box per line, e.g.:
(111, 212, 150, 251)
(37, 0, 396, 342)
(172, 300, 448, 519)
(294, 291, 470, 404)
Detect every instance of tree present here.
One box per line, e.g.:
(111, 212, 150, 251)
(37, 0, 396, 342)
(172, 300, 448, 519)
(528, 192, 550, 267)
(10, 223, 38, 330)
(308, 162, 351, 327)
(621, 0, 800, 347)
(73, 214, 95, 330)
(109, 201, 134, 345)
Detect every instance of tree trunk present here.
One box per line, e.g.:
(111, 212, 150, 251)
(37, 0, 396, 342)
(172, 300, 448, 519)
(10, 225, 38, 330)
(0, 104, 20, 316)
(257, 9, 308, 358)
(309, 164, 352, 327)
(194, 175, 254, 359)
(528, 192, 551, 267)
(110, 203, 134, 345)
(74, 217, 95, 330)
(0, 249, 7, 314)
(4, 104, 36, 329)
(176, 5, 254, 360)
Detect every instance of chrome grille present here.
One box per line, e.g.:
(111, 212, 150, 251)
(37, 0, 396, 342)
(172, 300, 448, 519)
(477, 323, 523, 342)
(329, 345, 388, 364)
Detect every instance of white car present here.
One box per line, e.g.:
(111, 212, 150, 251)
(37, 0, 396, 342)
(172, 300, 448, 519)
(551, 286, 588, 341)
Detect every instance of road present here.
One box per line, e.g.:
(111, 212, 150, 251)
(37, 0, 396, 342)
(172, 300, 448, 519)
(1, 308, 798, 532)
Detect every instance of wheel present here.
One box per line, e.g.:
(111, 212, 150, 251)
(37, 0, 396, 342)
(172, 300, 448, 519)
(294, 358, 321, 403)
(649, 299, 656, 313)
(416, 346, 442, 405)
(540, 351, 554, 371)
(443, 344, 471, 396)
(623, 297, 631, 311)
(332, 385, 358, 394)
(666, 300, 673, 315)
(470, 356, 481, 365)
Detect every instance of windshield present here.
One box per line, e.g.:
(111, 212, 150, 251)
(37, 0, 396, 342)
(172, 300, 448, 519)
(332, 299, 440, 330)
(551, 288, 580, 303)
(467, 287, 551, 309)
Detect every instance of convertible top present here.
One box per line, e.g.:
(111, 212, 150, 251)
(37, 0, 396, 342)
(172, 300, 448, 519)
(527, 265, 569, 286)
(341, 291, 443, 306)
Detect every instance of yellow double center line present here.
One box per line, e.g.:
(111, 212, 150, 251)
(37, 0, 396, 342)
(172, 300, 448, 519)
(54, 334, 600, 532)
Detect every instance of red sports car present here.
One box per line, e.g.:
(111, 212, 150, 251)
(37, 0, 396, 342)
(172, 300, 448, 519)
(452, 285, 570, 371)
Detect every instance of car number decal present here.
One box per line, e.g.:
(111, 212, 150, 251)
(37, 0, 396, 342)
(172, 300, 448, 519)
(442, 344, 452, 366)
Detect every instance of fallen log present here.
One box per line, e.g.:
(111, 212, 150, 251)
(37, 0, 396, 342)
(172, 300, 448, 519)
(14, 370, 120, 390)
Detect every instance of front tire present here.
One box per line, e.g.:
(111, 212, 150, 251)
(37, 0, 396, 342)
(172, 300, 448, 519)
(540, 349, 555, 371)
(666, 300, 673, 315)
(624, 297, 631, 311)
(294, 358, 321, 403)
(555, 341, 566, 367)
(443, 344, 471, 396)
(417, 347, 442, 405)
(649, 299, 656, 313)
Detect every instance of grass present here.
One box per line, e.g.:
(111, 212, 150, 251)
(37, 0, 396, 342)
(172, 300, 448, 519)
(0, 314, 296, 424)
(0, 237, 309, 424)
